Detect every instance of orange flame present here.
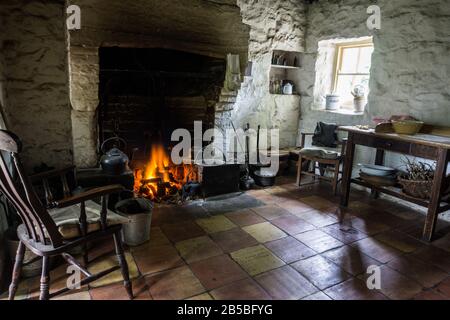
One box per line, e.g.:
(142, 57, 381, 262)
(134, 143, 197, 201)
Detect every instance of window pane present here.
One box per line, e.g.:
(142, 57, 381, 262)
(340, 47, 359, 73)
(357, 46, 374, 73)
(335, 75, 370, 108)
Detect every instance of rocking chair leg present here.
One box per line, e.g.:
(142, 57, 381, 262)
(39, 256, 50, 300)
(8, 241, 25, 300)
(82, 244, 89, 267)
(113, 231, 133, 299)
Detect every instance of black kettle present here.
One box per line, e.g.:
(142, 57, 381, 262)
(100, 137, 129, 175)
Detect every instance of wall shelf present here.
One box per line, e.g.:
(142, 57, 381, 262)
(269, 50, 302, 95)
(271, 64, 300, 70)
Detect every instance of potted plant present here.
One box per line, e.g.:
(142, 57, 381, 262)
(398, 158, 436, 199)
(351, 84, 366, 112)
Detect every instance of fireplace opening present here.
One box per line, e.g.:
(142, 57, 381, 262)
(98, 47, 226, 201)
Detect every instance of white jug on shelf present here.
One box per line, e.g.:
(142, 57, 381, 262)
(282, 82, 293, 95)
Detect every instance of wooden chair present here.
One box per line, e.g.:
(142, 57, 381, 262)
(0, 130, 133, 300)
(296, 130, 347, 195)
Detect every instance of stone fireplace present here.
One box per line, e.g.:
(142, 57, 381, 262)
(68, 0, 250, 169)
(97, 47, 229, 200)
(98, 47, 225, 162)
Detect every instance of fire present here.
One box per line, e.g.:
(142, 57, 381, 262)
(134, 143, 198, 201)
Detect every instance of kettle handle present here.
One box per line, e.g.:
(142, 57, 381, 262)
(101, 137, 127, 154)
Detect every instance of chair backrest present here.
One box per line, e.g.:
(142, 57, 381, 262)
(312, 122, 339, 148)
(0, 130, 63, 247)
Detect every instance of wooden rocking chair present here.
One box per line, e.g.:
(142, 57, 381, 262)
(0, 130, 133, 300)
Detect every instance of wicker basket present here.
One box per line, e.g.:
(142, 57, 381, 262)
(398, 177, 433, 199)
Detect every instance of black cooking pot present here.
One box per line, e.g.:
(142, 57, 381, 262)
(100, 137, 129, 175)
(253, 170, 276, 187)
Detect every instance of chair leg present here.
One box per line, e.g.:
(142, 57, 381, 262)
(113, 231, 133, 299)
(296, 156, 303, 186)
(39, 256, 50, 300)
(332, 162, 340, 196)
(8, 241, 25, 300)
(82, 244, 89, 267)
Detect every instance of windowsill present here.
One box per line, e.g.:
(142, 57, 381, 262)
(317, 108, 364, 116)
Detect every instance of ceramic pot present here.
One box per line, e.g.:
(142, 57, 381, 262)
(353, 98, 366, 112)
(325, 94, 340, 110)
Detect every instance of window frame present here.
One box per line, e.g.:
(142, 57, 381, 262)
(332, 39, 374, 94)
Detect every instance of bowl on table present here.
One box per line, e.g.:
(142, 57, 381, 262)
(391, 120, 424, 135)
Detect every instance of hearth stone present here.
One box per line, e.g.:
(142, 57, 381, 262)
(203, 193, 265, 215)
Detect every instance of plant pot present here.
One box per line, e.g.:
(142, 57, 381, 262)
(353, 98, 366, 112)
(398, 177, 433, 200)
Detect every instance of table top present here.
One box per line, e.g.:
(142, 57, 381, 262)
(338, 126, 450, 149)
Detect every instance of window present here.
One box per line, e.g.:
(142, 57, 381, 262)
(333, 39, 374, 109)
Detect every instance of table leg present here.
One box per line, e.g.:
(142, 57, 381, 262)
(423, 148, 449, 242)
(340, 133, 355, 207)
(371, 149, 385, 199)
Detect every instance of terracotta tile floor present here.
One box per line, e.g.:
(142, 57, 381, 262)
(5, 177, 450, 300)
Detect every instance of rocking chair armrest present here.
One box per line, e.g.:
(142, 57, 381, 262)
(29, 165, 76, 183)
(54, 184, 124, 208)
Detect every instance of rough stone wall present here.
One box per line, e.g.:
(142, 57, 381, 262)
(0, 0, 72, 172)
(299, 0, 450, 168)
(230, 0, 307, 151)
(68, 0, 250, 167)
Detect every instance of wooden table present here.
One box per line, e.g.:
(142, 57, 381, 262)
(339, 126, 450, 241)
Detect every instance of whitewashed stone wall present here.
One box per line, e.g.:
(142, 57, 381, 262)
(299, 0, 450, 220)
(230, 0, 306, 151)
(0, 0, 72, 172)
(299, 0, 450, 150)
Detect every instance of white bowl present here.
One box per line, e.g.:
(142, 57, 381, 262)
(359, 164, 397, 177)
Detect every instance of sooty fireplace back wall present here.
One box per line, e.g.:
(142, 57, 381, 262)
(98, 47, 226, 165)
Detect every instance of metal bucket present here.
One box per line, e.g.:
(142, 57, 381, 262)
(115, 198, 153, 247)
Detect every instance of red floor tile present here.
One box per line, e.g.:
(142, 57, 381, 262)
(271, 215, 316, 236)
(210, 228, 258, 253)
(90, 277, 151, 300)
(324, 278, 387, 300)
(254, 265, 317, 300)
(145, 266, 205, 300)
(387, 256, 448, 288)
(321, 223, 368, 244)
(322, 245, 381, 276)
(291, 255, 351, 290)
(265, 236, 316, 263)
(133, 244, 184, 275)
(190, 255, 248, 290)
(210, 278, 271, 300)
(295, 229, 344, 253)
(160, 221, 206, 243)
(225, 209, 265, 227)
(251, 205, 292, 220)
